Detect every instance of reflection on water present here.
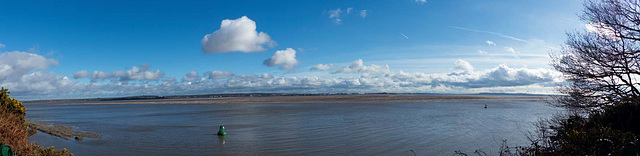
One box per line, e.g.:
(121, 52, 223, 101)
(26, 99, 561, 155)
(218, 135, 225, 145)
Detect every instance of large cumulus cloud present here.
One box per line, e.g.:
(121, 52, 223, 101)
(201, 16, 275, 53)
(0, 51, 83, 98)
(0, 51, 58, 81)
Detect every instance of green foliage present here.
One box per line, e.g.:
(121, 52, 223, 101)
(517, 102, 640, 156)
(591, 101, 640, 134)
(0, 87, 25, 120)
(545, 116, 635, 155)
(37, 146, 74, 156)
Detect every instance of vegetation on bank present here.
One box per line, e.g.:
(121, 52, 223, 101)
(457, 0, 640, 155)
(458, 0, 640, 155)
(0, 87, 73, 156)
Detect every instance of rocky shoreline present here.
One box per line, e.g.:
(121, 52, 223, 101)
(27, 120, 102, 140)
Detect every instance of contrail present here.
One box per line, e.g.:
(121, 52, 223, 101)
(449, 26, 528, 43)
(399, 33, 409, 39)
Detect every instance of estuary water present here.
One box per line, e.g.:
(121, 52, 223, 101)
(26, 98, 561, 155)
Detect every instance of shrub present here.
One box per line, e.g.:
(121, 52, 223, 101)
(0, 109, 39, 155)
(37, 146, 73, 156)
(0, 87, 26, 120)
(0, 87, 73, 156)
(517, 103, 640, 156)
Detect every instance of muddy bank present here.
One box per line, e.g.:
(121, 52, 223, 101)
(27, 120, 102, 140)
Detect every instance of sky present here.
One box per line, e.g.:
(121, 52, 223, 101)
(0, 0, 589, 100)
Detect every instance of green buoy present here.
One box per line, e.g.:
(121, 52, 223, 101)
(217, 125, 227, 136)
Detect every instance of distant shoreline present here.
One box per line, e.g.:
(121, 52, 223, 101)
(24, 92, 555, 102)
(25, 94, 553, 105)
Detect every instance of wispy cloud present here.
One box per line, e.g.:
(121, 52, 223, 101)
(504, 46, 519, 58)
(328, 8, 368, 24)
(328, 8, 343, 24)
(486, 41, 496, 46)
(360, 10, 368, 18)
(450, 26, 528, 43)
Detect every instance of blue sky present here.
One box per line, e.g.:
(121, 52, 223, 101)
(0, 0, 587, 99)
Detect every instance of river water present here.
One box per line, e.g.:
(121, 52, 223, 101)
(26, 98, 561, 155)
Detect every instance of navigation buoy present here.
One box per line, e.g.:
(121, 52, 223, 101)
(217, 125, 227, 136)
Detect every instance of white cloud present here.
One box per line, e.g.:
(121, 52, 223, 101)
(6, 59, 563, 100)
(504, 46, 518, 57)
(121, 64, 164, 81)
(459, 64, 562, 88)
(486, 41, 496, 46)
(0, 51, 58, 81)
(73, 70, 89, 79)
(328, 8, 368, 24)
(329, 8, 343, 24)
(310, 64, 333, 71)
(0, 43, 5, 49)
(181, 71, 202, 83)
(504, 47, 515, 53)
(478, 50, 487, 54)
(263, 48, 299, 69)
(585, 22, 619, 39)
(333, 59, 390, 74)
(205, 71, 234, 79)
(416, 0, 427, 4)
(75, 64, 164, 83)
(2, 72, 79, 95)
(201, 16, 275, 53)
(0, 50, 82, 98)
(454, 59, 474, 74)
(360, 10, 368, 18)
(0, 46, 564, 100)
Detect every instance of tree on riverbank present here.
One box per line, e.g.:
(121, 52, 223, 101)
(514, 0, 640, 155)
(553, 0, 640, 111)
